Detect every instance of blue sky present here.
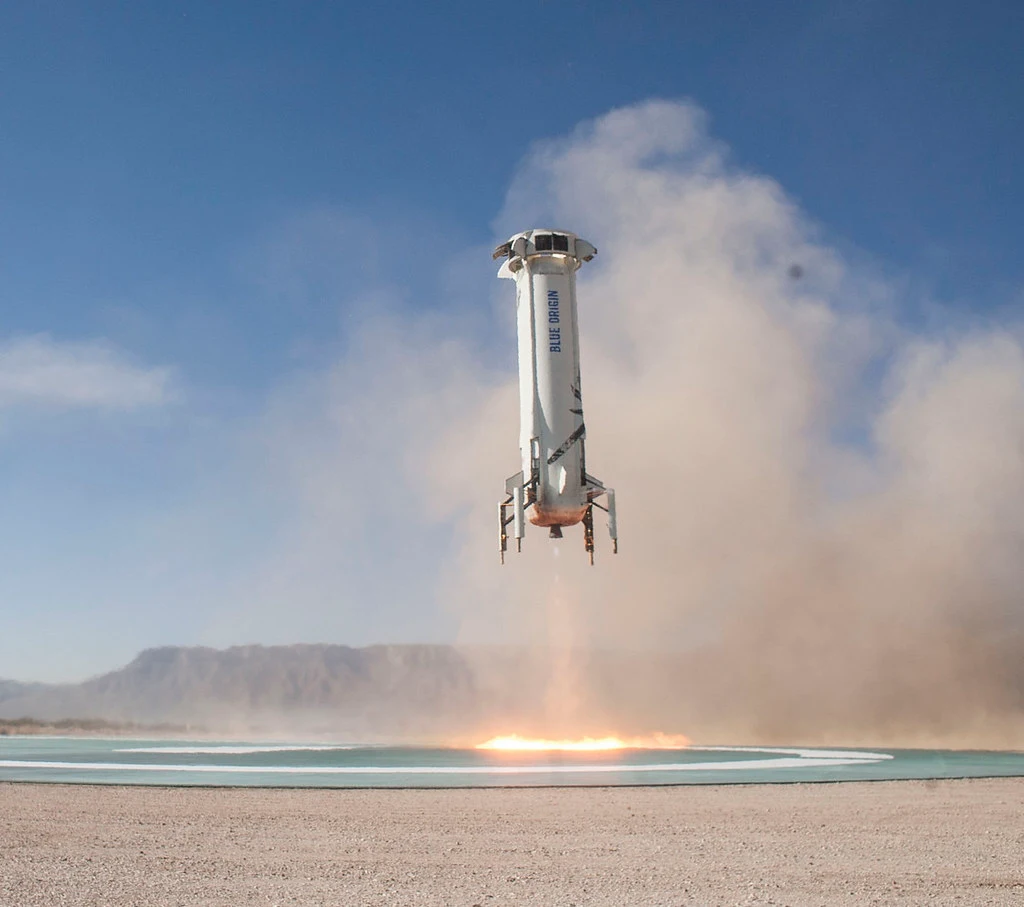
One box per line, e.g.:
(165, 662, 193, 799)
(1, 2, 1022, 681)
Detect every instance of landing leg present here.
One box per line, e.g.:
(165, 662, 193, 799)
(583, 505, 595, 566)
(501, 472, 530, 564)
(606, 489, 618, 554)
(499, 501, 509, 564)
(513, 485, 525, 552)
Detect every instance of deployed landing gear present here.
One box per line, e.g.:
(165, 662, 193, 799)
(582, 505, 595, 565)
(499, 472, 532, 565)
(590, 488, 618, 556)
(499, 484, 617, 566)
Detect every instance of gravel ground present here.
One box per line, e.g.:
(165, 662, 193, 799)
(1, 779, 1023, 906)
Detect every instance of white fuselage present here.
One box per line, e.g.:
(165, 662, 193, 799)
(499, 232, 592, 527)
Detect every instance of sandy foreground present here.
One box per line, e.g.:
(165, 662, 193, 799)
(1, 779, 1023, 906)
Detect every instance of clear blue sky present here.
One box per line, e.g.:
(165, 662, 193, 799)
(1, 1, 1022, 680)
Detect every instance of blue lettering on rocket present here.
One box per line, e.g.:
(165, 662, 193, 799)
(547, 290, 561, 351)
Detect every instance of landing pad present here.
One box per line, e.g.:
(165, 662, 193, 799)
(2, 738, 1024, 787)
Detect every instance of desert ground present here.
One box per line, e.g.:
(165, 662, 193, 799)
(1, 779, 1022, 906)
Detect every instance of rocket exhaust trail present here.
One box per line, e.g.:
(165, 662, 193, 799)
(495, 229, 617, 564)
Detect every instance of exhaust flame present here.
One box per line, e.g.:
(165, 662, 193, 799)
(476, 733, 690, 751)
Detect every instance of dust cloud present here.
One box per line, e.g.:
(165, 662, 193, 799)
(415, 100, 1024, 747)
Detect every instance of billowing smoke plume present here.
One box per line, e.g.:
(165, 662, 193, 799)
(419, 100, 1024, 746)
(238, 100, 1024, 746)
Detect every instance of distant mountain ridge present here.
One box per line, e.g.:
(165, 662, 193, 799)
(0, 644, 495, 739)
(0, 643, 707, 741)
(8, 641, 1020, 747)
(0, 679, 46, 704)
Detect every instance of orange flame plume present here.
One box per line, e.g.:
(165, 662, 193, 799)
(475, 732, 690, 752)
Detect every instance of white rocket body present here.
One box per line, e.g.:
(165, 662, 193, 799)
(503, 234, 588, 526)
(494, 229, 617, 562)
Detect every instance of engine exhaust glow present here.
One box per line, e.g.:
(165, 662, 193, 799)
(475, 733, 690, 752)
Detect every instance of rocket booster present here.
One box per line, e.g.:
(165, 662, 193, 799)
(493, 229, 617, 564)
